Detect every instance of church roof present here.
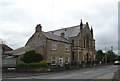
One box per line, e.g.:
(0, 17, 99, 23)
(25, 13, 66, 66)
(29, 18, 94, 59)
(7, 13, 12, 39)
(42, 32, 70, 43)
(48, 24, 86, 39)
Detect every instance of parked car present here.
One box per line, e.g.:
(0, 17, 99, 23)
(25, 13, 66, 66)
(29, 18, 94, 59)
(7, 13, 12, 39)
(114, 61, 120, 65)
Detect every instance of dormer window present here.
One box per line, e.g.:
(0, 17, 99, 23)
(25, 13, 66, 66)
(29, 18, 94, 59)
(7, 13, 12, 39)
(65, 29, 67, 31)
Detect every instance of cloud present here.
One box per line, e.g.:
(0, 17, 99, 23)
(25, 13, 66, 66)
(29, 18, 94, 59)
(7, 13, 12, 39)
(0, 0, 119, 54)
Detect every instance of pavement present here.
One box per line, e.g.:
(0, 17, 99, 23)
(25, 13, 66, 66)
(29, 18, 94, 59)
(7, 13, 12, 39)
(95, 71, 117, 79)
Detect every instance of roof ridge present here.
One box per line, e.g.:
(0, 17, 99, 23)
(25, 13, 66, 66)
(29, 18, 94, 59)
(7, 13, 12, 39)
(48, 24, 86, 32)
(48, 25, 80, 32)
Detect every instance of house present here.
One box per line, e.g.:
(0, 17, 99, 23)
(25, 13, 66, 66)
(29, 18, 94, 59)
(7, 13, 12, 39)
(1, 44, 13, 58)
(25, 24, 71, 66)
(49, 20, 96, 64)
(7, 24, 71, 66)
(6, 20, 96, 67)
(1, 44, 16, 68)
(2, 44, 13, 54)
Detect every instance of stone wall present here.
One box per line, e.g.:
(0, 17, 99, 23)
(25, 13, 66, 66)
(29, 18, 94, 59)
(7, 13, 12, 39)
(46, 39, 71, 65)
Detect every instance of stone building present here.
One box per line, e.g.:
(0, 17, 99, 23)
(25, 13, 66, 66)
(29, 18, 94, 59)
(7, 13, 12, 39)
(49, 20, 96, 63)
(6, 20, 95, 66)
(7, 24, 71, 66)
(25, 24, 71, 66)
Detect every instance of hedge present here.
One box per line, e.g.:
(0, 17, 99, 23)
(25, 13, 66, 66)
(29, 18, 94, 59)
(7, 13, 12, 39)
(16, 60, 48, 68)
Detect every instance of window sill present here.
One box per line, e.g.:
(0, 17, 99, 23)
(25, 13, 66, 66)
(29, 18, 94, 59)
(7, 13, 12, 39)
(51, 49, 57, 51)
(51, 64, 56, 65)
(65, 51, 69, 53)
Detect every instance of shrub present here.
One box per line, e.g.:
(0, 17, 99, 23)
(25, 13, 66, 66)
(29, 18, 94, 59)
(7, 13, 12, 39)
(20, 50, 43, 63)
(16, 62, 29, 68)
(40, 60, 48, 67)
(28, 63, 41, 67)
(16, 61, 48, 68)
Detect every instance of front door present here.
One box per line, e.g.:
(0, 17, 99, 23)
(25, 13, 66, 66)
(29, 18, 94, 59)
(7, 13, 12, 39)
(59, 57, 63, 67)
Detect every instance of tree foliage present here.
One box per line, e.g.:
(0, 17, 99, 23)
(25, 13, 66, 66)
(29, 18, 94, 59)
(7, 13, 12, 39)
(116, 55, 120, 61)
(106, 50, 116, 63)
(20, 50, 43, 63)
(96, 50, 105, 61)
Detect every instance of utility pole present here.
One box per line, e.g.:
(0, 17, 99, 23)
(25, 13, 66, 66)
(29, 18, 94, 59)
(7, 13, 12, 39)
(0, 39, 2, 54)
(0, 39, 2, 72)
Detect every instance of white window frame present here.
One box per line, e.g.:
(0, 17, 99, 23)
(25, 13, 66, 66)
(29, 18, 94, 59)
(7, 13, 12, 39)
(51, 41, 57, 50)
(59, 57, 63, 67)
(51, 57, 56, 65)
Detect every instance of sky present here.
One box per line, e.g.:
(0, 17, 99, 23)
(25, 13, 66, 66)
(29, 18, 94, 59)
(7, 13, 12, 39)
(0, 0, 119, 54)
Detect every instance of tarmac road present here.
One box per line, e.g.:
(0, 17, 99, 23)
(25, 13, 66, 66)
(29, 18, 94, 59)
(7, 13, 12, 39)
(2, 65, 119, 79)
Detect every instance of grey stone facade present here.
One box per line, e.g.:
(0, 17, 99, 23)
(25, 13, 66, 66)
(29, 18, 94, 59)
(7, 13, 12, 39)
(49, 20, 96, 63)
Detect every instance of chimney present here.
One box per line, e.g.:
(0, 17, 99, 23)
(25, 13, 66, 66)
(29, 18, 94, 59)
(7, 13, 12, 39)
(35, 24, 42, 32)
(91, 26, 93, 38)
(80, 19, 83, 30)
(86, 22, 89, 26)
(61, 32, 65, 38)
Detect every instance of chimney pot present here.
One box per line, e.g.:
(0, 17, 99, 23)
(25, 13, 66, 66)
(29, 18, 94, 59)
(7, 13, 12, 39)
(35, 24, 42, 32)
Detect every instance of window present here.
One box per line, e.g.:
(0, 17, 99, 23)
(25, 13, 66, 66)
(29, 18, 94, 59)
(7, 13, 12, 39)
(65, 44, 69, 51)
(84, 39, 87, 48)
(51, 41, 57, 50)
(51, 57, 56, 65)
(65, 29, 67, 31)
(72, 52, 74, 61)
(65, 57, 69, 62)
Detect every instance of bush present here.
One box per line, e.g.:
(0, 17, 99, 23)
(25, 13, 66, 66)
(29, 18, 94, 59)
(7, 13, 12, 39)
(16, 62, 29, 68)
(40, 60, 48, 67)
(20, 50, 43, 63)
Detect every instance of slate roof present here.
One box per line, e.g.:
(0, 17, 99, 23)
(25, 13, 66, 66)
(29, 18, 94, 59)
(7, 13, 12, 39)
(42, 32, 70, 43)
(6, 45, 43, 56)
(48, 24, 86, 39)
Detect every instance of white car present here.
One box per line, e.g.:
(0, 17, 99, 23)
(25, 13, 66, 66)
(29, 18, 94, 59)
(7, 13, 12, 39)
(114, 61, 120, 65)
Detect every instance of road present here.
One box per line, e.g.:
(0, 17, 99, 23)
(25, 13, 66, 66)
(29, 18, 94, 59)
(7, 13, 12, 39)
(2, 65, 119, 79)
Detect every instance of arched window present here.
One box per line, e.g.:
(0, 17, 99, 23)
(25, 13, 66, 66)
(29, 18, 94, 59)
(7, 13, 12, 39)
(87, 53, 89, 61)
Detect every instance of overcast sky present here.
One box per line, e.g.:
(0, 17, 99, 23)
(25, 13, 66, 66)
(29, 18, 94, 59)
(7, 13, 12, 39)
(0, 0, 119, 54)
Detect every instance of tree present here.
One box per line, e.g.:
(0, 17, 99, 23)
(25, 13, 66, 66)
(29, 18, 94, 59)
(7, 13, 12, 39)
(106, 50, 116, 63)
(20, 50, 43, 63)
(116, 55, 120, 61)
(96, 50, 105, 61)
